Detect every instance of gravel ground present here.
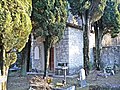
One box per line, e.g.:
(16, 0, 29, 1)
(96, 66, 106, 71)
(87, 70, 120, 89)
(7, 70, 120, 90)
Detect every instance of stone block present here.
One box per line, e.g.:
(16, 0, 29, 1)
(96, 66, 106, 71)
(52, 85, 75, 90)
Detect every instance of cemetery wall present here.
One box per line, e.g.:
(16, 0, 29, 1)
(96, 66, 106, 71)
(101, 33, 120, 70)
(101, 46, 120, 70)
(68, 27, 83, 74)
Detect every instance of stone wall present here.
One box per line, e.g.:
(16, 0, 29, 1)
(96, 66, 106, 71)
(102, 33, 120, 46)
(30, 35, 45, 72)
(55, 29, 69, 66)
(100, 33, 120, 69)
(55, 27, 83, 75)
(68, 27, 83, 74)
(33, 43, 44, 72)
(101, 46, 120, 69)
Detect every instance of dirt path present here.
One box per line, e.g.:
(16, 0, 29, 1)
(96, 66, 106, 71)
(7, 70, 120, 90)
(87, 70, 120, 88)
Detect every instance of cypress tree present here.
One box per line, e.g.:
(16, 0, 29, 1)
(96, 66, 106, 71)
(101, 0, 120, 38)
(0, 0, 32, 89)
(32, 0, 68, 78)
(68, 0, 107, 75)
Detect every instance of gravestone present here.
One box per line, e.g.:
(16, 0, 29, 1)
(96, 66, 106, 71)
(103, 66, 115, 78)
(79, 68, 87, 88)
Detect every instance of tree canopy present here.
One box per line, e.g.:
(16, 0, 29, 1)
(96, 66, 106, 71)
(68, 0, 107, 74)
(32, 0, 68, 46)
(68, 0, 107, 23)
(101, 0, 120, 38)
(32, 0, 68, 77)
(0, 0, 32, 66)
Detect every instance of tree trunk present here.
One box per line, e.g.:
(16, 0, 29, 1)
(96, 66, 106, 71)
(21, 53, 27, 76)
(21, 46, 27, 76)
(82, 10, 90, 76)
(43, 37, 50, 78)
(94, 22, 101, 70)
(1, 46, 9, 90)
(27, 36, 31, 72)
(0, 48, 2, 90)
(94, 20, 104, 70)
(94, 22, 97, 69)
(21, 44, 28, 76)
(0, 38, 9, 90)
(2, 66, 9, 90)
(21, 36, 31, 76)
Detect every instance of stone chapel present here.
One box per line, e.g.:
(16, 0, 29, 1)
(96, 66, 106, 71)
(30, 11, 95, 75)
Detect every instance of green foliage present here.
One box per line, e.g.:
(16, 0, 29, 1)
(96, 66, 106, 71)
(68, 0, 107, 23)
(102, 0, 120, 38)
(32, 0, 68, 46)
(6, 52, 17, 67)
(89, 0, 107, 23)
(0, 0, 32, 65)
(68, 0, 90, 15)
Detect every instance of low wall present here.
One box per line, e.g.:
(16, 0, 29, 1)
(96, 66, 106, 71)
(100, 46, 120, 69)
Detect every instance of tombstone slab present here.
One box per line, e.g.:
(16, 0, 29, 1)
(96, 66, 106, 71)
(79, 68, 87, 88)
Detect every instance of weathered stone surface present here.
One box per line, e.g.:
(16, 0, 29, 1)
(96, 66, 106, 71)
(100, 33, 120, 70)
(102, 33, 120, 46)
(55, 27, 83, 75)
(31, 40, 44, 72)
(52, 85, 75, 90)
(101, 46, 120, 70)
(55, 29, 69, 64)
(68, 27, 83, 75)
